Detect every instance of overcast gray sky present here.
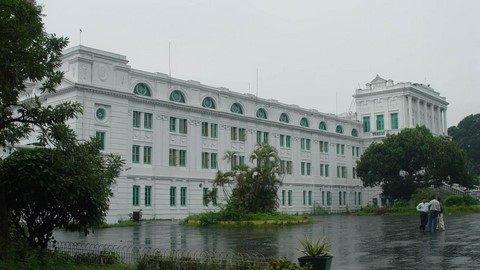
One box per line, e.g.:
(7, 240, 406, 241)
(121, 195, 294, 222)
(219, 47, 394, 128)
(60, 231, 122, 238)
(38, 0, 479, 127)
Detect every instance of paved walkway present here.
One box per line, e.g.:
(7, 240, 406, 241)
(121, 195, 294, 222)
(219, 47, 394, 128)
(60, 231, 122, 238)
(54, 213, 480, 269)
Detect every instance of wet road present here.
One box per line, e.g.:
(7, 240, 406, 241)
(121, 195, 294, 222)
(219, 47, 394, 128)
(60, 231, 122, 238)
(54, 214, 480, 269)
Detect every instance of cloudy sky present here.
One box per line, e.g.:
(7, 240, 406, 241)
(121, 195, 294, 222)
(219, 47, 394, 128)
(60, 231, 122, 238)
(38, 0, 479, 127)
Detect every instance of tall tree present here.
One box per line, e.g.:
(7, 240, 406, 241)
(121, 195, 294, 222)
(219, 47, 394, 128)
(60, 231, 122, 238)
(0, 0, 82, 252)
(1, 140, 123, 250)
(448, 113, 480, 181)
(356, 126, 474, 201)
(214, 144, 284, 213)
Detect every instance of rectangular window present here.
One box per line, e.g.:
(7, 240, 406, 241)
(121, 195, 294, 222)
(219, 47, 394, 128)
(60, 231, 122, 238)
(202, 152, 209, 168)
(322, 191, 325, 205)
(339, 191, 342, 205)
(96, 131, 105, 150)
(301, 138, 305, 150)
(210, 153, 218, 169)
(203, 188, 209, 206)
(342, 166, 347, 178)
(280, 160, 286, 174)
(391, 113, 399, 130)
(169, 149, 177, 166)
(133, 111, 141, 128)
(231, 127, 238, 140)
(180, 187, 187, 206)
(145, 186, 152, 206)
(353, 167, 356, 179)
(288, 190, 293, 206)
(211, 123, 218, 138)
(363, 116, 371, 132)
(239, 128, 246, 141)
(170, 186, 176, 206)
(286, 161, 293, 175)
(359, 192, 362, 205)
(327, 191, 332, 206)
(263, 132, 269, 144)
(202, 122, 209, 137)
(343, 191, 347, 205)
(144, 113, 153, 129)
(306, 163, 311, 176)
(169, 117, 176, 132)
(308, 191, 312, 206)
(133, 185, 140, 206)
(286, 136, 291, 148)
(337, 166, 341, 178)
(320, 164, 324, 176)
(336, 144, 345, 155)
(179, 119, 188, 134)
(325, 164, 329, 177)
(319, 141, 328, 153)
(303, 190, 306, 206)
(280, 135, 285, 147)
(352, 146, 355, 157)
(144, 146, 152, 164)
(356, 147, 360, 157)
(282, 190, 286, 206)
(306, 139, 311, 150)
(256, 131, 262, 144)
(179, 150, 187, 167)
(132, 145, 140, 163)
(301, 162, 306, 175)
(212, 188, 217, 206)
(376, 115, 384, 131)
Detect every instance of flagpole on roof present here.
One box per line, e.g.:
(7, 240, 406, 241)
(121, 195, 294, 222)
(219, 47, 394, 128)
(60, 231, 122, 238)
(79, 29, 82, 46)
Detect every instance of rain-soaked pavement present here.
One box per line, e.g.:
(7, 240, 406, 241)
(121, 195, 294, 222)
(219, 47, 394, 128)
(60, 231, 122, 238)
(54, 214, 480, 269)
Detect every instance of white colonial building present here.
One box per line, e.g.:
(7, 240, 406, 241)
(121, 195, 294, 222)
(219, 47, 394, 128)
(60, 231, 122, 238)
(22, 46, 448, 223)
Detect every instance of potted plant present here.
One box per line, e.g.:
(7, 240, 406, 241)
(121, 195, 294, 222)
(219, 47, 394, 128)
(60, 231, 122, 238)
(297, 237, 333, 270)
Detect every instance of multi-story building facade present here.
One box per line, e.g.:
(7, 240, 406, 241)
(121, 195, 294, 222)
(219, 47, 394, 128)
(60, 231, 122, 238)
(21, 46, 448, 223)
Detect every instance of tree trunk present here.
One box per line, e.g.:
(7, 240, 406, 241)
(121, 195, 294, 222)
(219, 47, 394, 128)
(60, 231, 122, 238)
(0, 188, 8, 258)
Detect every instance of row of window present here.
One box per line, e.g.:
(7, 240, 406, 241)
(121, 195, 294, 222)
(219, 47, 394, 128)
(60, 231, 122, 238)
(363, 113, 399, 132)
(134, 184, 362, 208)
(280, 190, 363, 206)
(129, 85, 360, 136)
(320, 191, 363, 206)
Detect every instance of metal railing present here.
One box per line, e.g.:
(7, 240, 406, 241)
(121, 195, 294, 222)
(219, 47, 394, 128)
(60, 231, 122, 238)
(48, 241, 269, 268)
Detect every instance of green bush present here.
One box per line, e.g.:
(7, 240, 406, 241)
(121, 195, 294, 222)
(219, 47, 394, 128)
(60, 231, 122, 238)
(394, 199, 409, 208)
(445, 195, 479, 206)
(411, 188, 436, 206)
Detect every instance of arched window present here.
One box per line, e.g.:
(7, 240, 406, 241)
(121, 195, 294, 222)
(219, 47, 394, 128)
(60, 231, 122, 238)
(319, 121, 327, 131)
(300, 117, 309, 127)
(279, 113, 289, 123)
(202, 97, 216, 109)
(256, 108, 267, 119)
(351, 128, 358, 137)
(336, 125, 344, 134)
(169, 90, 186, 103)
(133, 83, 151, 96)
(230, 102, 243, 114)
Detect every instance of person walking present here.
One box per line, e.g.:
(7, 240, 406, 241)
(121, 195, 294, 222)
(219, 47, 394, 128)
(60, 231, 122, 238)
(437, 198, 445, 231)
(416, 198, 430, 231)
(428, 196, 441, 232)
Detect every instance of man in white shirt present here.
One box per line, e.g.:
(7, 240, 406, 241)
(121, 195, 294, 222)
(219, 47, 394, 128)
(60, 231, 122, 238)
(428, 196, 442, 232)
(416, 198, 430, 231)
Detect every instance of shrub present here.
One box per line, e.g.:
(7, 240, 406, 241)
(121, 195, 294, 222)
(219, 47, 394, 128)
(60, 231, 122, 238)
(445, 195, 479, 206)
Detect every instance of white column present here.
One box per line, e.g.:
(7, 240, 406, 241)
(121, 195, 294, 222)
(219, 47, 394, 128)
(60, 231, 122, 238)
(416, 98, 420, 127)
(423, 101, 428, 127)
(443, 109, 447, 135)
(385, 98, 390, 131)
(430, 104, 435, 133)
(408, 96, 413, 128)
(437, 107, 442, 135)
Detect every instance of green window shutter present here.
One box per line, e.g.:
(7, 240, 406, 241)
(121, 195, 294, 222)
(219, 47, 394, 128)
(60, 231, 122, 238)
(363, 116, 370, 132)
(133, 185, 140, 206)
(145, 186, 151, 206)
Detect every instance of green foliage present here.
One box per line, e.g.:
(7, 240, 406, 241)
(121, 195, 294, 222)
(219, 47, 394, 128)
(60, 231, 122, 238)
(0, 0, 83, 252)
(297, 237, 331, 257)
(184, 211, 309, 226)
(411, 188, 437, 206)
(214, 144, 284, 213)
(356, 126, 474, 202)
(393, 199, 410, 208)
(1, 142, 124, 250)
(444, 195, 479, 206)
(262, 257, 311, 270)
(448, 113, 480, 179)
